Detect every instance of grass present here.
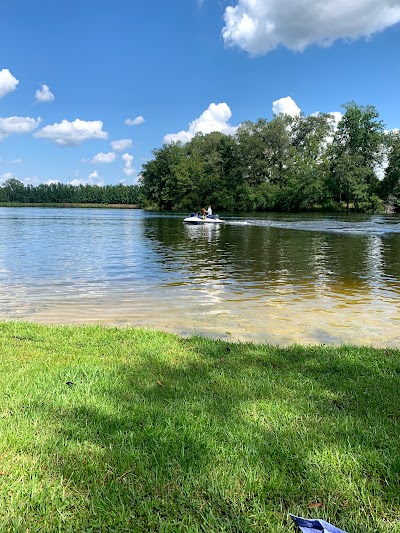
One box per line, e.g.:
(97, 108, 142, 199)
(0, 322, 399, 532)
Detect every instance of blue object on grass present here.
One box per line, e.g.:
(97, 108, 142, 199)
(290, 514, 348, 533)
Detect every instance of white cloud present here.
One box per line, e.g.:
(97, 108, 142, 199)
(88, 171, 104, 185)
(122, 153, 135, 176)
(328, 111, 343, 128)
(111, 138, 133, 151)
(164, 130, 193, 144)
(272, 98, 343, 129)
(125, 116, 144, 126)
(0, 69, 19, 98)
(69, 178, 85, 186)
(222, 0, 400, 55)
(0, 116, 42, 141)
(164, 102, 238, 144)
(0, 171, 14, 182)
(272, 96, 301, 117)
(21, 177, 39, 186)
(35, 84, 55, 103)
(69, 170, 104, 187)
(92, 152, 116, 164)
(0, 171, 39, 186)
(34, 119, 108, 146)
(44, 179, 60, 185)
(0, 158, 22, 164)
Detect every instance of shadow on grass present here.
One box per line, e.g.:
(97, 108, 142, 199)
(2, 326, 400, 532)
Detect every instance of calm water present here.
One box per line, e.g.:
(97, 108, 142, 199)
(1, 207, 399, 347)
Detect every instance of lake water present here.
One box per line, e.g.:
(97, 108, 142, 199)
(1, 207, 399, 347)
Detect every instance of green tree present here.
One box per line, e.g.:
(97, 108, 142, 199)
(236, 116, 292, 188)
(281, 113, 333, 210)
(140, 142, 185, 209)
(380, 132, 400, 210)
(185, 132, 240, 210)
(1, 178, 26, 202)
(328, 102, 385, 210)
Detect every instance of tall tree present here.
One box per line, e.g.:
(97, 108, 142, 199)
(380, 131, 400, 210)
(236, 116, 292, 188)
(1, 178, 26, 202)
(140, 142, 185, 209)
(282, 113, 333, 210)
(328, 102, 385, 209)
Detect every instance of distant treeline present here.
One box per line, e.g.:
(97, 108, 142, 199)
(2, 101, 400, 213)
(140, 101, 400, 213)
(0, 180, 142, 206)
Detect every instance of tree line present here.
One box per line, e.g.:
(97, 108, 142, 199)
(140, 101, 400, 213)
(1, 101, 399, 213)
(0, 180, 141, 206)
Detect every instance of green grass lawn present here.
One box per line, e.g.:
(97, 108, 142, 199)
(0, 322, 399, 532)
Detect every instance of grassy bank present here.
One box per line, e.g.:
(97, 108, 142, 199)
(0, 322, 399, 532)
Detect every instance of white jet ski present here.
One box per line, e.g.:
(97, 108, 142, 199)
(183, 213, 225, 225)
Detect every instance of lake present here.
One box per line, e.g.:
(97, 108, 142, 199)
(1, 207, 399, 347)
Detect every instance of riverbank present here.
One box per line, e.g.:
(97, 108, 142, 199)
(0, 322, 398, 532)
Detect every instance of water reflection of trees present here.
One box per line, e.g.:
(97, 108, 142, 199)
(142, 217, 400, 298)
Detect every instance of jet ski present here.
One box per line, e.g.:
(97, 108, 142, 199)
(183, 213, 225, 224)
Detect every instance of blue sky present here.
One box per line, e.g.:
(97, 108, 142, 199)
(1, 0, 400, 187)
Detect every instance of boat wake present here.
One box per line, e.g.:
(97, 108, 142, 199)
(226, 220, 250, 226)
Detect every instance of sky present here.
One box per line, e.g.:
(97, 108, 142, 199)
(1, 0, 400, 187)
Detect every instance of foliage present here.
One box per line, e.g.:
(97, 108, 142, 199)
(327, 102, 385, 210)
(139, 101, 393, 213)
(0, 179, 142, 206)
(380, 131, 400, 210)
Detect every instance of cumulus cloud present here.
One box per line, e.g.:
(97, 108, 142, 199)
(35, 84, 55, 103)
(272, 98, 343, 130)
(91, 152, 116, 164)
(328, 111, 343, 128)
(272, 96, 301, 116)
(111, 138, 133, 151)
(0, 69, 19, 98)
(21, 177, 39, 186)
(122, 153, 135, 176)
(164, 102, 238, 144)
(0, 172, 38, 186)
(0, 171, 14, 182)
(68, 178, 85, 186)
(0, 116, 41, 141)
(0, 157, 22, 165)
(69, 170, 104, 187)
(222, 0, 400, 55)
(88, 171, 104, 185)
(34, 119, 108, 146)
(125, 116, 144, 126)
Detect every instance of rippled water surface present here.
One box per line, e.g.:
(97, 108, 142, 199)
(1, 207, 399, 346)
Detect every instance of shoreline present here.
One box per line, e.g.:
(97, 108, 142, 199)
(0, 202, 141, 209)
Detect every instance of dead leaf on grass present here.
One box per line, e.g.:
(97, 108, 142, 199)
(308, 502, 323, 509)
